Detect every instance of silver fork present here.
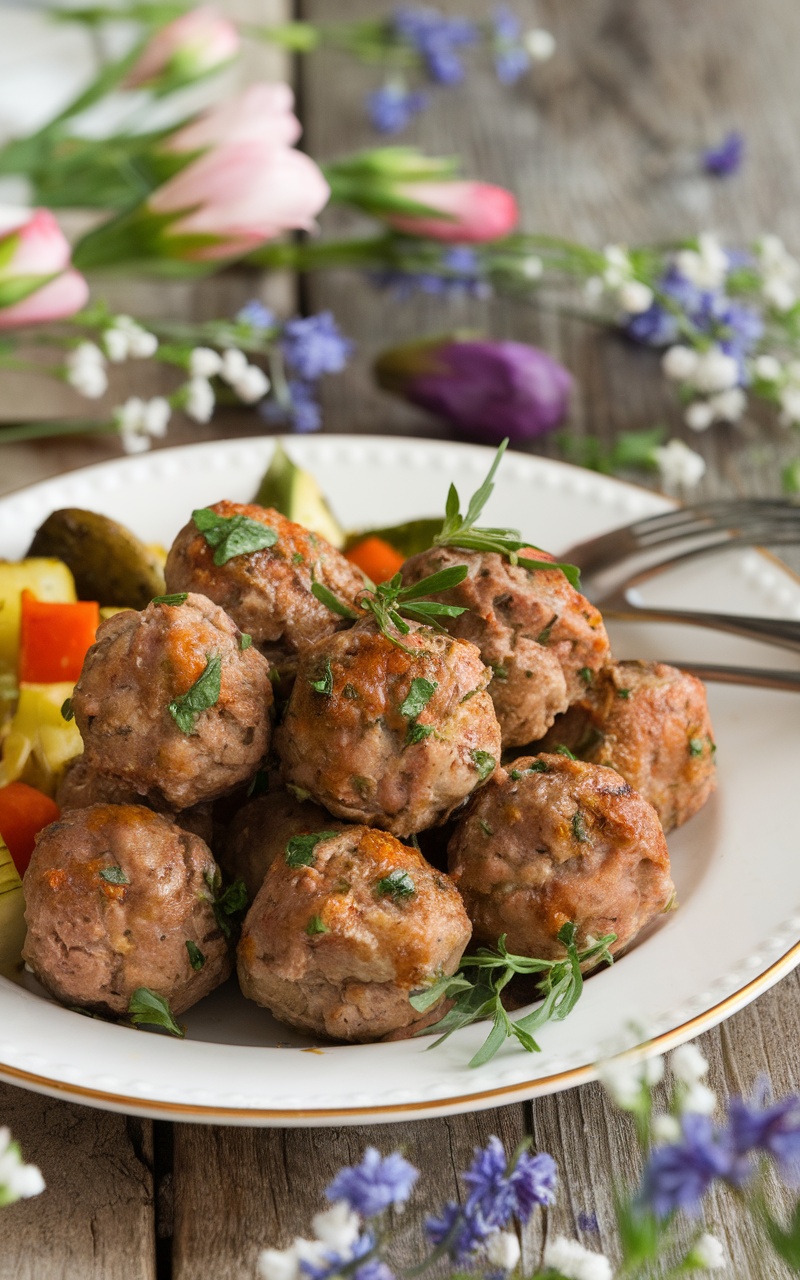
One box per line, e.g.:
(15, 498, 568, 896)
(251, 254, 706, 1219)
(560, 500, 800, 654)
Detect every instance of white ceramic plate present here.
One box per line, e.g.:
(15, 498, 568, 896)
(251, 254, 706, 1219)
(1, 435, 800, 1127)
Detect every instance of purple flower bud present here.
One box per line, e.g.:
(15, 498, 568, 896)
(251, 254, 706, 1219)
(703, 130, 745, 177)
(374, 336, 572, 443)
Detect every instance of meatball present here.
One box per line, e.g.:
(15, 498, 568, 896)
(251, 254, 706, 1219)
(220, 788, 347, 900)
(57, 756, 214, 844)
(22, 804, 231, 1016)
(238, 826, 471, 1041)
(401, 546, 610, 747)
(164, 500, 366, 665)
(72, 592, 272, 810)
(536, 661, 716, 832)
(274, 618, 502, 836)
(448, 753, 674, 960)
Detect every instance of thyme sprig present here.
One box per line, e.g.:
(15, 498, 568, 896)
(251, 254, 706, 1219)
(410, 923, 616, 1068)
(433, 439, 581, 589)
(311, 564, 469, 652)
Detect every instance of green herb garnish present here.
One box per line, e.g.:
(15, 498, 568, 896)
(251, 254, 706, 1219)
(185, 940, 205, 970)
(410, 924, 615, 1067)
(400, 677, 438, 719)
(312, 582, 361, 619)
(376, 869, 416, 901)
(193, 507, 278, 566)
(210, 877, 248, 938)
(689, 738, 704, 757)
(292, 552, 305, 565)
(490, 663, 509, 680)
(617, 688, 631, 699)
(471, 750, 496, 781)
(579, 667, 594, 685)
(99, 866, 129, 885)
(536, 614, 559, 645)
(61, 697, 74, 722)
(479, 819, 495, 837)
(342, 683, 359, 700)
(510, 760, 550, 780)
(152, 593, 188, 606)
(312, 566, 469, 655)
(309, 658, 334, 695)
(305, 915, 329, 936)
(432, 440, 580, 588)
(285, 830, 340, 868)
(572, 811, 589, 843)
(240, 633, 252, 650)
(168, 653, 222, 734)
(406, 722, 434, 746)
(554, 745, 577, 760)
(128, 987, 185, 1038)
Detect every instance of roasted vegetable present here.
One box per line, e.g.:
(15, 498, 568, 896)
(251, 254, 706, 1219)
(0, 683, 83, 794)
(0, 559, 76, 668)
(0, 781, 60, 877)
(19, 593, 100, 683)
(343, 517, 441, 558)
(254, 442, 346, 548)
(28, 509, 166, 608)
(345, 536, 405, 583)
(0, 836, 25, 977)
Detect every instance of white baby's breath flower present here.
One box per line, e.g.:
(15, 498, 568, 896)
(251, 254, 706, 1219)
(520, 255, 543, 279)
(762, 275, 797, 313)
(220, 347, 249, 384)
(618, 280, 654, 315)
(112, 314, 158, 358)
(597, 1056, 647, 1109)
(684, 401, 715, 432)
(651, 1113, 682, 1144)
(682, 1082, 717, 1115)
(676, 232, 728, 290)
(143, 396, 170, 438)
(115, 396, 171, 453)
(524, 27, 556, 60)
(584, 276, 604, 302)
(692, 347, 740, 394)
(311, 1201, 361, 1251)
(257, 1246, 300, 1280)
(486, 1230, 521, 1271)
(779, 385, 800, 424)
(190, 346, 223, 378)
(754, 354, 782, 382)
(103, 326, 130, 363)
(643, 1055, 665, 1087)
(662, 344, 699, 382)
(707, 387, 746, 422)
(184, 376, 215, 423)
(234, 364, 270, 404)
(602, 244, 631, 290)
(0, 1126, 45, 1205)
(671, 1043, 709, 1083)
(687, 1231, 726, 1270)
(66, 341, 108, 399)
(543, 1234, 613, 1280)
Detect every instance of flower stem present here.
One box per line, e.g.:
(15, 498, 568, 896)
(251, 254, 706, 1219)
(0, 419, 118, 444)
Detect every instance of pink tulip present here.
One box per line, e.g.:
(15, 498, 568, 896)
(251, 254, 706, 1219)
(384, 180, 519, 243)
(0, 208, 88, 330)
(148, 140, 330, 260)
(124, 7, 239, 89)
(165, 83, 302, 154)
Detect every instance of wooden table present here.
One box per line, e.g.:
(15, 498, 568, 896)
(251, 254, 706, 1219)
(2, 1, 800, 1275)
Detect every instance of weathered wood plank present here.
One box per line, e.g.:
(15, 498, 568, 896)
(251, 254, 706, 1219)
(0, 1080, 155, 1280)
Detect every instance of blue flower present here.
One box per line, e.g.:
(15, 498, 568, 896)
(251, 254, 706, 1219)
(353, 1263, 396, 1280)
(325, 1148, 419, 1217)
(300, 1232, 375, 1280)
(393, 8, 478, 84)
(260, 381, 321, 434)
(728, 1083, 800, 1180)
(281, 311, 354, 381)
(236, 300, 275, 330)
(366, 83, 429, 134)
(492, 7, 529, 83)
(625, 303, 680, 347)
(463, 1136, 556, 1229)
(639, 1114, 739, 1219)
(703, 130, 745, 177)
(424, 1201, 489, 1262)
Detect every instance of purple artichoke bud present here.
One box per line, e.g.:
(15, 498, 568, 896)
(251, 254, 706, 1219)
(374, 336, 572, 443)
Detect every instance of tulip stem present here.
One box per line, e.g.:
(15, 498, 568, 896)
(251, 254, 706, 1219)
(0, 419, 118, 444)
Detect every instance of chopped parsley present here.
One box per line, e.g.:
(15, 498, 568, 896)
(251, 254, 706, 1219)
(292, 552, 305, 565)
(285, 830, 340, 868)
(554, 745, 577, 760)
(240, 633, 252, 650)
(400, 677, 438, 719)
(128, 987, 184, 1038)
(471, 750, 496, 781)
(305, 915, 329, 936)
(185, 940, 206, 970)
(309, 658, 334, 695)
(406, 721, 434, 746)
(490, 664, 509, 681)
(192, 507, 278, 566)
(152, 593, 188, 606)
(342, 683, 359, 699)
(616, 688, 631, 700)
(99, 866, 129, 885)
(536, 614, 559, 645)
(376, 869, 416, 901)
(689, 738, 705, 757)
(210, 877, 248, 938)
(168, 653, 222, 734)
(579, 667, 594, 686)
(479, 819, 495, 837)
(510, 760, 550, 780)
(61, 697, 74, 722)
(572, 811, 589, 844)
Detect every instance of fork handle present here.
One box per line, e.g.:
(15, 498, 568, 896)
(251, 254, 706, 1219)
(662, 661, 800, 691)
(603, 605, 800, 652)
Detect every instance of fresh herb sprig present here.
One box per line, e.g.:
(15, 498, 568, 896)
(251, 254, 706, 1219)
(168, 653, 222, 734)
(128, 987, 185, 1038)
(433, 439, 581, 588)
(311, 565, 469, 653)
(410, 923, 615, 1068)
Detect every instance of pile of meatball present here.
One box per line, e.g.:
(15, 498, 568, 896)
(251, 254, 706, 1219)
(21, 497, 716, 1043)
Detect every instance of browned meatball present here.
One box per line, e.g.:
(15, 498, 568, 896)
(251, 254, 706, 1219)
(164, 500, 366, 664)
(536, 661, 717, 833)
(72, 592, 272, 811)
(401, 546, 610, 747)
(238, 826, 471, 1041)
(22, 804, 231, 1016)
(220, 788, 348, 900)
(57, 756, 214, 844)
(274, 619, 502, 836)
(448, 754, 674, 961)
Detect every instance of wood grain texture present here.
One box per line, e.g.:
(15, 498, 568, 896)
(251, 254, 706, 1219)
(0, 1080, 155, 1280)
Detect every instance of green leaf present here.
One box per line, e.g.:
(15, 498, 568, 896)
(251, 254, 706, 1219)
(240, 633, 252, 650)
(185, 940, 205, 970)
(309, 658, 334, 695)
(688, 737, 704, 757)
(571, 810, 589, 843)
(152, 592, 188, 606)
(168, 653, 222, 734)
(128, 987, 184, 1038)
(0, 272, 58, 310)
(510, 760, 549, 780)
(375, 869, 416, 901)
(99, 865, 129, 885)
(554, 745, 576, 759)
(305, 915, 329, 936)
(285, 830, 340, 869)
(310, 581, 360, 619)
(470, 750, 496, 781)
(536, 613, 559, 645)
(192, 507, 278, 566)
(212, 878, 248, 938)
(399, 677, 438, 719)
(398, 564, 468, 600)
(61, 696, 74, 722)
(406, 721, 434, 746)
